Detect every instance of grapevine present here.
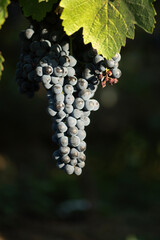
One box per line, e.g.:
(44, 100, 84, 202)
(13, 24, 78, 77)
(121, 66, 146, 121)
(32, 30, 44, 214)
(0, 0, 157, 175)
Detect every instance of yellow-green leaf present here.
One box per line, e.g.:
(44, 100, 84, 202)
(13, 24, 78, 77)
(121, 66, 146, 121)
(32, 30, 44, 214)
(60, 0, 156, 59)
(0, 0, 10, 30)
(38, 0, 49, 2)
(0, 52, 5, 80)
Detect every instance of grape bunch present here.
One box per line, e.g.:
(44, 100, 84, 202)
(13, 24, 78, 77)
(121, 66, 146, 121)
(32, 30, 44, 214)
(35, 42, 100, 175)
(15, 15, 122, 175)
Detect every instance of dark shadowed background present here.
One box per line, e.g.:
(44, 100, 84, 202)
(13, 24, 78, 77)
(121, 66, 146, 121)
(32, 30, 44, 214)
(0, 2, 160, 240)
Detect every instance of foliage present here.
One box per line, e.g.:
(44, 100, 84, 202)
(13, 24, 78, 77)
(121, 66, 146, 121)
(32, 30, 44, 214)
(0, 0, 10, 30)
(60, 0, 156, 59)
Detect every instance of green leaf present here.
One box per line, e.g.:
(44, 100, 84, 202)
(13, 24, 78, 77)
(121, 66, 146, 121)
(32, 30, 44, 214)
(38, 0, 49, 2)
(60, 0, 156, 59)
(19, 0, 58, 21)
(0, 52, 5, 80)
(0, 0, 10, 30)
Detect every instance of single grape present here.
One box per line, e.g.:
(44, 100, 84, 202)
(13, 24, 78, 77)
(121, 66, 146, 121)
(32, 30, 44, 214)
(74, 166, 82, 176)
(57, 110, 66, 119)
(51, 76, 59, 84)
(57, 132, 64, 139)
(85, 100, 95, 111)
(113, 53, 121, 62)
(25, 28, 34, 39)
(114, 62, 119, 68)
(92, 99, 100, 111)
(65, 94, 75, 105)
(70, 148, 79, 158)
(58, 77, 64, 86)
(83, 67, 94, 80)
(55, 101, 65, 111)
(40, 62, 48, 68)
(52, 84, 62, 94)
(74, 98, 84, 110)
(81, 111, 91, 117)
(57, 161, 65, 169)
(36, 66, 43, 77)
(70, 135, 80, 147)
(68, 76, 77, 86)
(81, 116, 90, 127)
(57, 122, 67, 133)
(99, 64, 106, 72)
(112, 68, 122, 78)
(66, 116, 77, 127)
(64, 104, 74, 114)
(64, 84, 74, 95)
(41, 39, 51, 48)
(62, 42, 69, 52)
(65, 164, 74, 175)
(44, 66, 53, 75)
(52, 150, 61, 160)
(72, 109, 82, 119)
(106, 59, 115, 68)
(76, 119, 85, 130)
(60, 146, 70, 155)
(68, 56, 77, 67)
(62, 67, 68, 77)
(42, 75, 51, 84)
(78, 152, 86, 161)
(59, 56, 70, 67)
(59, 136, 68, 147)
(44, 82, 53, 89)
(77, 129, 86, 141)
(94, 55, 104, 64)
(41, 28, 48, 35)
(68, 67, 75, 77)
(54, 66, 64, 77)
(70, 159, 78, 166)
(80, 89, 92, 101)
(47, 106, 57, 117)
(77, 141, 87, 152)
(68, 127, 78, 136)
(55, 93, 65, 102)
(62, 155, 70, 164)
(77, 160, 85, 168)
(77, 78, 88, 90)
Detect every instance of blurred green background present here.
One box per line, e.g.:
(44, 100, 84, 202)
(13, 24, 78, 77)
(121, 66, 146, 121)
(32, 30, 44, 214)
(0, 2, 160, 240)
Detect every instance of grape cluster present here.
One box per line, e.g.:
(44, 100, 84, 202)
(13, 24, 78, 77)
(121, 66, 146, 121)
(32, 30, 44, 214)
(35, 42, 100, 175)
(15, 18, 122, 175)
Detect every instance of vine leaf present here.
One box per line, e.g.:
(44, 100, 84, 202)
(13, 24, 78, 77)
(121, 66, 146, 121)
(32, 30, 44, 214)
(19, 0, 59, 21)
(38, 0, 49, 2)
(0, 0, 10, 30)
(60, 0, 156, 59)
(0, 53, 4, 80)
